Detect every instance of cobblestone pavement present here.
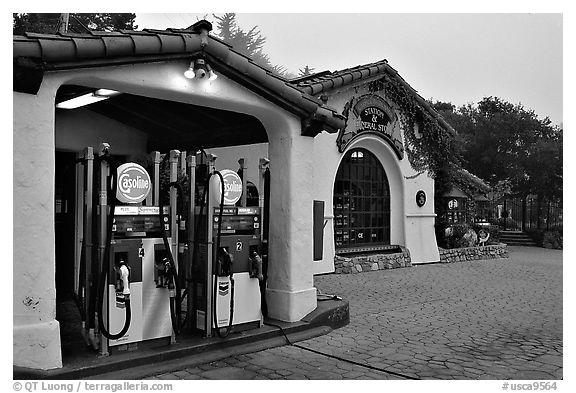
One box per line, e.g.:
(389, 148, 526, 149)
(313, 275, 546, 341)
(149, 246, 562, 380)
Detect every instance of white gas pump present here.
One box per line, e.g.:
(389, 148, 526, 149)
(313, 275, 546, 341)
(76, 145, 267, 357)
(191, 154, 263, 338)
(90, 144, 178, 355)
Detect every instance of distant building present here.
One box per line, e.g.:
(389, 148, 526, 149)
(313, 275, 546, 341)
(440, 167, 491, 224)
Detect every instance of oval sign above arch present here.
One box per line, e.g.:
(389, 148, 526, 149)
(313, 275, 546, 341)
(337, 94, 404, 159)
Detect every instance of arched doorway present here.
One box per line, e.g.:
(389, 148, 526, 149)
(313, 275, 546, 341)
(333, 148, 391, 253)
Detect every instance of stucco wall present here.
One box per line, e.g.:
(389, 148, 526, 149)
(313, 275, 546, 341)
(56, 108, 148, 154)
(312, 81, 439, 273)
(14, 89, 62, 369)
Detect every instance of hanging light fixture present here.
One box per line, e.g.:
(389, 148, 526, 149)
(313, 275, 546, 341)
(184, 57, 218, 81)
(184, 63, 196, 79)
(207, 63, 218, 81)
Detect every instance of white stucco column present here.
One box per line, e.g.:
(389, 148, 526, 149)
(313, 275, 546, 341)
(13, 88, 62, 369)
(264, 116, 317, 322)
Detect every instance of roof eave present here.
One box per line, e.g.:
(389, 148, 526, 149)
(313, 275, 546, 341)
(292, 60, 457, 136)
(13, 30, 344, 137)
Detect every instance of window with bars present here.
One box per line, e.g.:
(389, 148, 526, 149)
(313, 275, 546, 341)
(444, 197, 467, 223)
(333, 148, 390, 252)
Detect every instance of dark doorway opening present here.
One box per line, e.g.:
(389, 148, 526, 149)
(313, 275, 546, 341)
(55, 151, 77, 299)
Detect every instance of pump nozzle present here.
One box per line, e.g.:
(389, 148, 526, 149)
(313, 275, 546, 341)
(119, 264, 130, 296)
(250, 251, 264, 281)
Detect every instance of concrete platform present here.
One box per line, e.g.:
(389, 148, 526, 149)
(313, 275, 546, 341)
(13, 298, 349, 380)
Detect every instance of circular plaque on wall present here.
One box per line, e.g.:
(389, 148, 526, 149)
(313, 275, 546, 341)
(416, 190, 426, 207)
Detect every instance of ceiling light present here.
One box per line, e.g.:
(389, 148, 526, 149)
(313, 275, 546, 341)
(56, 89, 121, 109)
(184, 65, 196, 79)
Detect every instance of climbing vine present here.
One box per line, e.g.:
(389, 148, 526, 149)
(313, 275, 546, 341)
(368, 74, 463, 224)
(367, 75, 460, 179)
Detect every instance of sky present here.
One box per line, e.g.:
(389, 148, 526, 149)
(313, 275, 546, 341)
(135, 12, 564, 127)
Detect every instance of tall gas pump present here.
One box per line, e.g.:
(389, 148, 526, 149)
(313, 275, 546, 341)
(74, 146, 266, 357)
(86, 144, 180, 355)
(191, 155, 264, 337)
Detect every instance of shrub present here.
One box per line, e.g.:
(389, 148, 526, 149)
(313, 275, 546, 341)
(437, 222, 502, 249)
(436, 223, 475, 249)
(527, 227, 563, 249)
(526, 229, 544, 246)
(543, 230, 563, 249)
(452, 224, 475, 248)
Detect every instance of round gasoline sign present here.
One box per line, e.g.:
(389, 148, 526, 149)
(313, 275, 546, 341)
(210, 169, 243, 206)
(116, 163, 152, 204)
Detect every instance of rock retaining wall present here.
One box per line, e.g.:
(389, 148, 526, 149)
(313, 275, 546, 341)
(333, 244, 508, 274)
(334, 248, 411, 274)
(439, 243, 508, 263)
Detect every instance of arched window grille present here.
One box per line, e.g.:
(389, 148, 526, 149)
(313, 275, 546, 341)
(333, 148, 390, 252)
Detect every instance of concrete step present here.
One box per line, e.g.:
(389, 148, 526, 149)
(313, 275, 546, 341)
(500, 237, 535, 242)
(500, 239, 538, 246)
(500, 231, 538, 247)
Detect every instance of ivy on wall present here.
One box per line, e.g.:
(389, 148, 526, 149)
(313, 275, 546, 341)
(368, 75, 461, 222)
(367, 75, 460, 178)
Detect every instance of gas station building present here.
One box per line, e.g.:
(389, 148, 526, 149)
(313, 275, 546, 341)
(13, 21, 454, 370)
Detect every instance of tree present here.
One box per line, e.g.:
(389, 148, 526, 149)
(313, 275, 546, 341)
(432, 97, 562, 201)
(212, 13, 286, 76)
(298, 66, 316, 77)
(13, 13, 137, 35)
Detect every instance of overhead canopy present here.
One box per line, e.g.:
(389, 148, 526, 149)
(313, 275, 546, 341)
(13, 20, 345, 137)
(56, 85, 268, 151)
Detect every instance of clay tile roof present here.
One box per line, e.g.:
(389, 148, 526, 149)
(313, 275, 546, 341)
(13, 27, 345, 135)
(451, 165, 491, 194)
(290, 59, 456, 135)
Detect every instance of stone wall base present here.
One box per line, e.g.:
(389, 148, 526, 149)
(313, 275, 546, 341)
(334, 247, 411, 274)
(439, 243, 508, 263)
(333, 244, 509, 274)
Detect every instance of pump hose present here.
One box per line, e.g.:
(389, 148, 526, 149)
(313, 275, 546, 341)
(158, 174, 184, 335)
(211, 170, 235, 338)
(97, 154, 132, 341)
(170, 180, 190, 326)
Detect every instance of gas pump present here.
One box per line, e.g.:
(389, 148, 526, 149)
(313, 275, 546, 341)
(191, 156, 264, 338)
(76, 145, 266, 357)
(91, 144, 178, 355)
